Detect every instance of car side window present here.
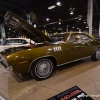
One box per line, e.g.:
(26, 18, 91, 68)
(18, 39, 28, 44)
(8, 39, 18, 45)
(69, 34, 81, 44)
(18, 39, 22, 45)
(22, 40, 28, 44)
(81, 34, 91, 43)
(69, 34, 91, 44)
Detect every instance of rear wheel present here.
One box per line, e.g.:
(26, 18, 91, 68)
(91, 48, 100, 61)
(30, 59, 54, 81)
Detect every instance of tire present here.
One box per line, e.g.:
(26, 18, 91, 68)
(30, 59, 54, 81)
(91, 48, 100, 61)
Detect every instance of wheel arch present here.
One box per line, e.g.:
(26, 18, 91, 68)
(94, 46, 100, 54)
(28, 55, 57, 73)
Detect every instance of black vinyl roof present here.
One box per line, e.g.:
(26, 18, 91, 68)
(0, 0, 100, 38)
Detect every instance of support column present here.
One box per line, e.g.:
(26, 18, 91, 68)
(1, 24, 6, 42)
(87, 0, 93, 35)
(66, 25, 69, 32)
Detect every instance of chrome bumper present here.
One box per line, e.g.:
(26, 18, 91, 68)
(0, 55, 13, 71)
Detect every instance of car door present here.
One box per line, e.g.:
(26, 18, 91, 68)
(79, 34, 94, 58)
(65, 33, 83, 62)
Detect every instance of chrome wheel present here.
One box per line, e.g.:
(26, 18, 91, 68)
(36, 61, 51, 77)
(96, 48, 100, 60)
(31, 59, 54, 80)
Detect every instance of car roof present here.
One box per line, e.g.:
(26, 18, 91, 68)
(7, 38, 29, 39)
(55, 32, 96, 39)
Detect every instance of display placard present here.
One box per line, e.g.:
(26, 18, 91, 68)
(47, 86, 93, 100)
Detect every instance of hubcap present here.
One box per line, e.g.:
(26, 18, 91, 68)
(36, 61, 51, 77)
(96, 49, 100, 59)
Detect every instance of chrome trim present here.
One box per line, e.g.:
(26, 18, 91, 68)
(28, 55, 57, 73)
(0, 56, 13, 71)
(6, 66, 13, 71)
(57, 56, 92, 66)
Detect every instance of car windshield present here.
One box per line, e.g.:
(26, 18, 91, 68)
(50, 33, 69, 42)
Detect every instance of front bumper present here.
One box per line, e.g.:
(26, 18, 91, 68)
(0, 55, 13, 71)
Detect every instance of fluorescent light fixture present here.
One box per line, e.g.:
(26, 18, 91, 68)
(48, 5, 56, 10)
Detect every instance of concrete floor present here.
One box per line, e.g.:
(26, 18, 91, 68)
(0, 58, 100, 100)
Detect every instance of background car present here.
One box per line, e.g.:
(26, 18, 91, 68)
(0, 38, 35, 52)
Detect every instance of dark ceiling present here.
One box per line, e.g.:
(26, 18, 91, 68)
(0, 0, 100, 38)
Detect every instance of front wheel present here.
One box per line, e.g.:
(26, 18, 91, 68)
(30, 59, 54, 81)
(91, 48, 100, 61)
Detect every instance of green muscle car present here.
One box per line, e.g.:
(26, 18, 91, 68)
(0, 11, 100, 80)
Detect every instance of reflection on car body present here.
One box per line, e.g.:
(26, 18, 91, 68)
(0, 11, 100, 81)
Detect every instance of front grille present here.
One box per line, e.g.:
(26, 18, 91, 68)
(0, 55, 9, 69)
(0, 61, 7, 69)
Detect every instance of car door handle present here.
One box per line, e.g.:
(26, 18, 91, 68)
(74, 46, 79, 49)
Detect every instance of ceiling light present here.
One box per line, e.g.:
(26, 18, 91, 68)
(72, 26, 74, 28)
(44, 25, 46, 27)
(9, 28, 11, 30)
(84, 21, 86, 23)
(34, 24, 36, 27)
(46, 18, 49, 21)
(70, 11, 73, 15)
(86, 26, 89, 28)
(59, 22, 61, 24)
(56, 2, 61, 6)
(78, 15, 82, 20)
(69, 7, 75, 15)
(79, 18, 81, 20)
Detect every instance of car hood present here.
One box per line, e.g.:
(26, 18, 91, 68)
(4, 11, 53, 43)
(0, 46, 31, 56)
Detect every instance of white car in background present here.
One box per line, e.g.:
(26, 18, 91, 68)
(0, 38, 35, 52)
